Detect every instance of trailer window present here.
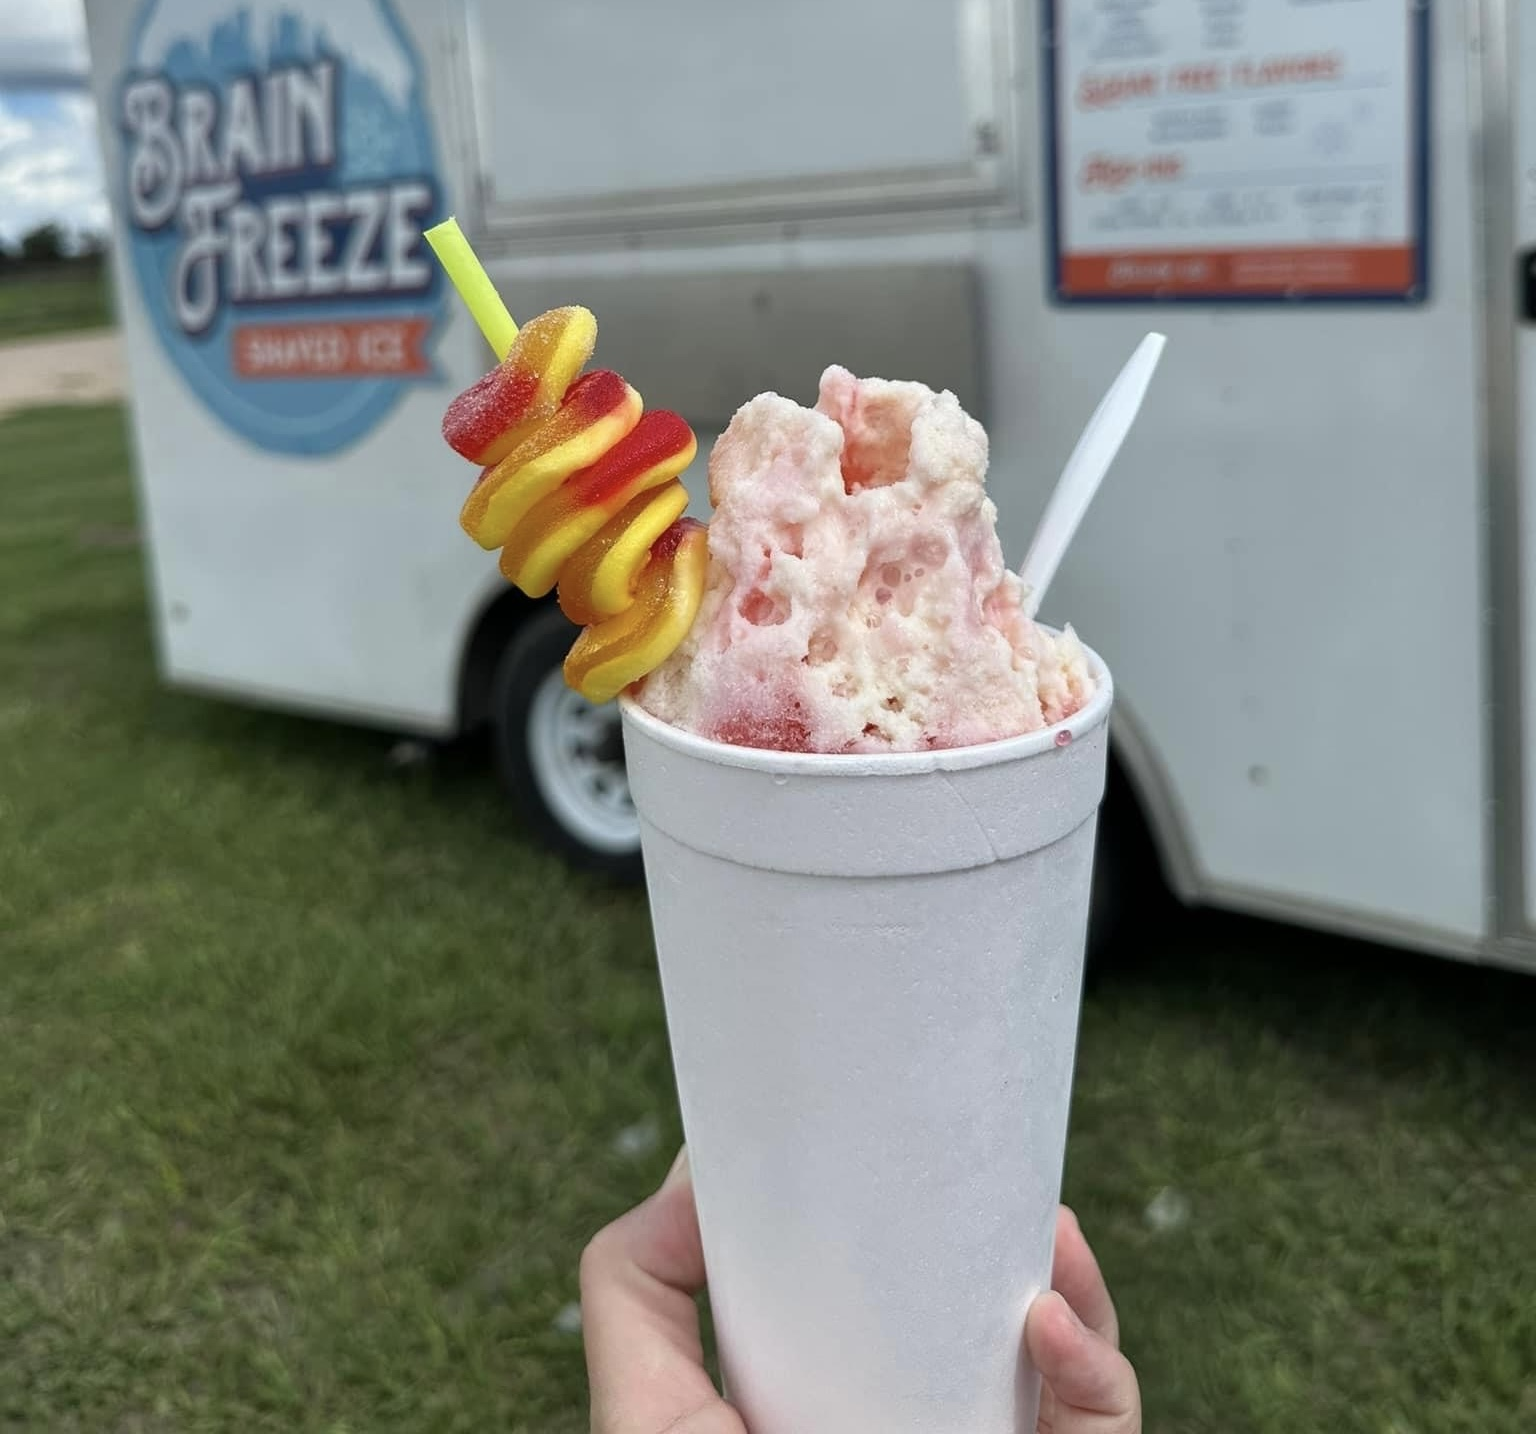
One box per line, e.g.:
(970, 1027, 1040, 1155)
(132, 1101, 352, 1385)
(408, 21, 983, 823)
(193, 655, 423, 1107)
(463, 0, 1015, 240)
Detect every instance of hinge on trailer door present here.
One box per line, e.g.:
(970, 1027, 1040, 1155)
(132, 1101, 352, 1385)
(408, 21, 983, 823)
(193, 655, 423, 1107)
(1520, 250, 1536, 322)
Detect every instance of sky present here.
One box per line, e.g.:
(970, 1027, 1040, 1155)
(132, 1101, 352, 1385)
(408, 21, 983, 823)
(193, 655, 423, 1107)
(0, 0, 107, 247)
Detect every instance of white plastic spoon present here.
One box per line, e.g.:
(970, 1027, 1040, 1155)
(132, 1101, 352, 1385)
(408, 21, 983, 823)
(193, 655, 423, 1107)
(1019, 332, 1166, 619)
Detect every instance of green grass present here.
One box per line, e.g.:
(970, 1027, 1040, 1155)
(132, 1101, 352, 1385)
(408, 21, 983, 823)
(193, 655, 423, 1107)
(0, 267, 113, 342)
(2, 404, 1534, 1432)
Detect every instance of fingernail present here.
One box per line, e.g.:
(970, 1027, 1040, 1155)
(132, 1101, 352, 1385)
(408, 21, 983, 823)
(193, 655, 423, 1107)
(1036, 1289, 1084, 1334)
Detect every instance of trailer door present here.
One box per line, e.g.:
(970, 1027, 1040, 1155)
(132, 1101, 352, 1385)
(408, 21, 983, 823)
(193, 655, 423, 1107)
(1510, 1, 1536, 943)
(461, 0, 1017, 241)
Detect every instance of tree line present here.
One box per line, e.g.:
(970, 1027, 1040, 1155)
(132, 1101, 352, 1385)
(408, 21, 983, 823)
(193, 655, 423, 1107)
(0, 224, 109, 265)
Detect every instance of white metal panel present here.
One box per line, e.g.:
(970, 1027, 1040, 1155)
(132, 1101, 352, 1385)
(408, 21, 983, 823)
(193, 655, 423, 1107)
(467, 0, 1015, 238)
(1023, 0, 1487, 938)
(82, 0, 493, 735)
(1514, 0, 1536, 930)
(502, 267, 983, 428)
(116, 318, 497, 735)
(474, 0, 974, 199)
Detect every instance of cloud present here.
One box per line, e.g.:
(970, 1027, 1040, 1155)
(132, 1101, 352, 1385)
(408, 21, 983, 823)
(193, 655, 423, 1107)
(0, 91, 106, 246)
(0, 103, 31, 150)
(0, 0, 88, 77)
(0, 3, 100, 245)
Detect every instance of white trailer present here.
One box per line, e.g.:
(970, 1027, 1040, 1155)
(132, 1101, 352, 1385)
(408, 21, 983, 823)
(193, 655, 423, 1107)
(83, 0, 1534, 970)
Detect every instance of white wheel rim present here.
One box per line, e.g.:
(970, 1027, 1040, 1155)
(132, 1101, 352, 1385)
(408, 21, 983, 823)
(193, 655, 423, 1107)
(526, 668, 639, 856)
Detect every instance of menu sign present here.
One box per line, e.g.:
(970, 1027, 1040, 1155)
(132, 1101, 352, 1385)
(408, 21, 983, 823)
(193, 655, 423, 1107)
(1045, 0, 1428, 302)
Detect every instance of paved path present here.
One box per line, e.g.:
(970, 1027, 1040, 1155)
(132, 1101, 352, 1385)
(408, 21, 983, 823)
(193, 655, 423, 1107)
(0, 329, 125, 418)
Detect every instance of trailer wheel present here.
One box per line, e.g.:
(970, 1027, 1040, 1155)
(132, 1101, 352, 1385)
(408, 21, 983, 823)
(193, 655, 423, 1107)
(1087, 810, 1132, 962)
(1086, 758, 1168, 965)
(491, 605, 643, 880)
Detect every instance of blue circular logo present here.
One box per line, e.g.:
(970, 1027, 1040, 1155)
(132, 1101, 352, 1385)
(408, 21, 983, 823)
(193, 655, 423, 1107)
(120, 0, 444, 455)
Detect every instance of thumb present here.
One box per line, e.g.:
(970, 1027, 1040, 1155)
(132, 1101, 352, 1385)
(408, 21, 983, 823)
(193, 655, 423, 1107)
(581, 1149, 747, 1434)
(1026, 1290, 1141, 1433)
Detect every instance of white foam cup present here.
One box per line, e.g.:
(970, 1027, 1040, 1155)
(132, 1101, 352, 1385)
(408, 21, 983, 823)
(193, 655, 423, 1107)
(618, 648, 1112, 1434)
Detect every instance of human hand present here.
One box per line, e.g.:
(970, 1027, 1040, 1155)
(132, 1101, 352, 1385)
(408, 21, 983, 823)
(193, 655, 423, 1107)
(580, 1152, 1140, 1434)
(1027, 1206, 1142, 1434)
(581, 1148, 745, 1434)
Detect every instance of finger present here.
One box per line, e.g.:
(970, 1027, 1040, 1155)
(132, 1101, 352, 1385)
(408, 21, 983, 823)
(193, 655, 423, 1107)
(1026, 1291, 1140, 1432)
(581, 1150, 744, 1434)
(1052, 1207, 1119, 1348)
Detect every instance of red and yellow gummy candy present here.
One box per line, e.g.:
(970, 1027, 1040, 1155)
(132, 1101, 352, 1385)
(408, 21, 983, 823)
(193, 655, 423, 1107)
(427, 221, 707, 704)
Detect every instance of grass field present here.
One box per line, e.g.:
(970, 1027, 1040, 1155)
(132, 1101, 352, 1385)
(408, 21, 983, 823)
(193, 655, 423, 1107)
(2, 403, 1534, 1433)
(0, 266, 113, 342)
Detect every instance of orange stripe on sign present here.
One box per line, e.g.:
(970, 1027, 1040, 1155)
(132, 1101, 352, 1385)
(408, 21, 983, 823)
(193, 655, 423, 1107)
(232, 318, 433, 379)
(1059, 245, 1417, 298)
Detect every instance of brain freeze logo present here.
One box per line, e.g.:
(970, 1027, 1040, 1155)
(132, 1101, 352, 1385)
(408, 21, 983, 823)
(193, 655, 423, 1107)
(120, 0, 444, 454)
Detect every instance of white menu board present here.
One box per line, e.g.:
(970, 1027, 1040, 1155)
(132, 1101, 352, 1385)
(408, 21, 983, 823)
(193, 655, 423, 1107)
(1045, 0, 1427, 301)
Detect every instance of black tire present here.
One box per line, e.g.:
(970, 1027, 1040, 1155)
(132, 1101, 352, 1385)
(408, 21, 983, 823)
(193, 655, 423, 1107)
(1086, 758, 1171, 966)
(490, 604, 644, 881)
(1087, 805, 1134, 963)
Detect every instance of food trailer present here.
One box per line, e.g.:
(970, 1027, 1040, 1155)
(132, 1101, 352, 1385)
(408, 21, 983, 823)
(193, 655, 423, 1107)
(82, 0, 1534, 971)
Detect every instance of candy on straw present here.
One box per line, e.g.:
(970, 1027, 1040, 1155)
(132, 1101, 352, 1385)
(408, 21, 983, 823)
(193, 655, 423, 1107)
(426, 215, 710, 701)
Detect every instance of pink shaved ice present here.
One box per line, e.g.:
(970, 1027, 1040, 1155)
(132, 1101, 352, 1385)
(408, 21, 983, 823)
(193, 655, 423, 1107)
(636, 367, 1095, 753)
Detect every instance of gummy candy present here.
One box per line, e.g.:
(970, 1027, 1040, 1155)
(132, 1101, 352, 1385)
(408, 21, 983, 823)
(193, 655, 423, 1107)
(500, 410, 696, 597)
(439, 304, 708, 701)
(443, 306, 596, 465)
(563, 520, 710, 704)
(460, 370, 643, 550)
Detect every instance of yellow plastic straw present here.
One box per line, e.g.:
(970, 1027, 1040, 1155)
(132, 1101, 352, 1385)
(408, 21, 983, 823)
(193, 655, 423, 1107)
(424, 217, 519, 360)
